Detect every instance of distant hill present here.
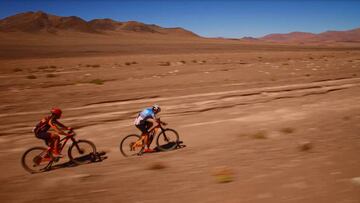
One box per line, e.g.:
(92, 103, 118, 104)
(260, 28, 360, 43)
(0, 11, 199, 37)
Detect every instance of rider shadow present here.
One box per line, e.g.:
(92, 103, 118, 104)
(50, 151, 108, 171)
(152, 140, 186, 153)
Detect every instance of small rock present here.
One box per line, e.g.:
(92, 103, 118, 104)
(299, 141, 313, 151)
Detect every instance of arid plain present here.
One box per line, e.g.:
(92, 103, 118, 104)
(1, 19, 360, 202)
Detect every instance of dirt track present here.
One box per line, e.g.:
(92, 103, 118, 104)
(0, 43, 360, 202)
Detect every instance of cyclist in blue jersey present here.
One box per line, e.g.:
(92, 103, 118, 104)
(134, 104, 161, 153)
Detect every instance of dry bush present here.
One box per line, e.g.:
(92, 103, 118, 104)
(86, 64, 101, 68)
(305, 74, 311, 77)
(280, 127, 295, 134)
(252, 131, 267, 139)
(299, 141, 313, 151)
(125, 62, 132, 66)
(159, 62, 171, 66)
(26, 75, 37, 79)
(89, 79, 104, 85)
(46, 73, 57, 78)
(212, 166, 234, 183)
(131, 61, 137, 64)
(148, 162, 167, 170)
(38, 65, 57, 70)
(13, 68, 23, 72)
(37, 66, 48, 70)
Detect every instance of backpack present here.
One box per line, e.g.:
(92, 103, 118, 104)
(33, 116, 50, 134)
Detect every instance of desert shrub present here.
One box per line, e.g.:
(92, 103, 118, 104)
(252, 131, 267, 139)
(37, 66, 48, 69)
(148, 162, 167, 170)
(131, 61, 137, 64)
(46, 73, 57, 78)
(26, 75, 37, 79)
(305, 74, 311, 77)
(89, 79, 104, 85)
(86, 64, 100, 68)
(13, 68, 23, 72)
(159, 62, 171, 66)
(280, 127, 295, 134)
(125, 62, 132, 66)
(212, 167, 234, 183)
(299, 142, 312, 151)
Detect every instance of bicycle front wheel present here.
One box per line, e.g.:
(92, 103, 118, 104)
(21, 147, 53, 173)
(68, 140, 96, 165)
(120, 134, 143, 157)
(156, 129, 179, 151)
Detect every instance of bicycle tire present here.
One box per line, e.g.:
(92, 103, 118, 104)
(68, 140, 96, 165)
(120, 134, 143, 157)
(156, 128, 179, 151)
(21, 146, 53, 173)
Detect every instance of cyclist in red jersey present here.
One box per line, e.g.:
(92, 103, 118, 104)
(33, 108, 72, 157)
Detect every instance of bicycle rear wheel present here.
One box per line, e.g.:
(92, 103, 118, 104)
(21, 147, 53, 173)
(68, 140, 96, 165)
(156, 129, 179, 151)
(120, 134, 143, 157)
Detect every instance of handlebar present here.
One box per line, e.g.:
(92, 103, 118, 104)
(156, 118, 167, 126)
(66, 129, 76, 137)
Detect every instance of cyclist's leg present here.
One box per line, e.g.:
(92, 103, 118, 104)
(145, 122, 154, 148)
(35, 131, 52, 146)
(135, 122, 148, 146)
(49, 132, 61, 155)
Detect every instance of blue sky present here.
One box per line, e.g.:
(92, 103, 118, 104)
(1, 0, 359, 38)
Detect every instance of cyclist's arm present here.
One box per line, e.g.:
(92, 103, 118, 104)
(49, 119, 68, 135)
(147, 118, 159, 132)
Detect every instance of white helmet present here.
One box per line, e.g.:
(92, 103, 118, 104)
(152, 104, 161, 113)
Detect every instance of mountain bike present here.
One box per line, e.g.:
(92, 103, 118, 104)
(21, 130, 96, 173)
(120, 118, 179, 157)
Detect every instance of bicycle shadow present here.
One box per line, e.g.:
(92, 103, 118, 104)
(49, 151, 108, 171)
(151, 140, 186, 154)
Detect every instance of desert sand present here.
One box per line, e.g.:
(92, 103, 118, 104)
(0, 22, 360, 203)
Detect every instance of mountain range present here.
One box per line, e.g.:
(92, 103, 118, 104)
(1, 11, 359, 43)
(0, 11, 198, 37)
(259, 28, 360, 43)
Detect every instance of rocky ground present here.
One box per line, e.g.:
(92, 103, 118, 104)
(0, 42, 360, 202)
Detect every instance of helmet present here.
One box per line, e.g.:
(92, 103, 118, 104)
(51, 107, 62, 118)
(152, 104, 161, 113)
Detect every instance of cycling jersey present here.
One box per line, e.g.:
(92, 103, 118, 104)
(134, 108, 156, 125)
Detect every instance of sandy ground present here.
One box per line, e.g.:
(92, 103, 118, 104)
(0, 39, 360, 202)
